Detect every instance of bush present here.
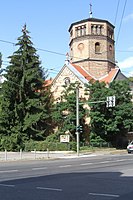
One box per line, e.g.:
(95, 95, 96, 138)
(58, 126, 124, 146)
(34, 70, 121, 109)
(45, 132, 60, 142)
(24, 140, 73, 151)
(69, 141, 77, 151)
(0, 135, 23, 151)
(90, 132, 105, 143)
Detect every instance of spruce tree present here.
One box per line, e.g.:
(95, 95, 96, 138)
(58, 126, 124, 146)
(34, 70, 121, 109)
(0, 25, 53, 150)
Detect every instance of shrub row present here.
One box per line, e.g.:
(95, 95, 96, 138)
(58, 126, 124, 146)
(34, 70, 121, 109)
(24, 140, 77, 151)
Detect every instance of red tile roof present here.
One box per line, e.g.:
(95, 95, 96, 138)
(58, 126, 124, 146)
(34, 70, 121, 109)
(99, 68, 119, 83)
(45, 63, 119, 87)
(45, 79, 53, 86)
(71, 63, 94, 81)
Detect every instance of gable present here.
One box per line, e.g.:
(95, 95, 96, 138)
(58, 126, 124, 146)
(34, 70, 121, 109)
(51, 63, 90, 101)
(52, 63, 90, 86)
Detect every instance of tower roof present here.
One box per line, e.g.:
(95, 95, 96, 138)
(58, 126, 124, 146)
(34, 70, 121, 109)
(68, 18, 115, 32)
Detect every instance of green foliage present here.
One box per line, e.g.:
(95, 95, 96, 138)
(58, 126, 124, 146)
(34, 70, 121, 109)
(0, 25, 53, 150)
(128, 77, 133, 82)
(0, 134, 24, 151)
(90, 132, 106, 143)
(86, 80, 133, 147)
(51, 82, 86, 141)
(24, 140, 72, 151)
(69, 141, 77, 151)
(45, 132, 60, 142)
(0, 52, 3, 96)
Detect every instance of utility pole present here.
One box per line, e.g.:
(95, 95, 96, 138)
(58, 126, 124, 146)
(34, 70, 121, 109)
(76, 86, 79, 156)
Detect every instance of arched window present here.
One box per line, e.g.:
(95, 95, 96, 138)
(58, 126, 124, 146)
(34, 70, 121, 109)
(95, 42, 100, 53)
(109, 45, 113, 56)
(109, 45, 112, 51)
(64, 77, 70, 86)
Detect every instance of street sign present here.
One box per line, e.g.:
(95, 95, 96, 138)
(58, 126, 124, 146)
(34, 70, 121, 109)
(60, 135, 70, 143)
(106, 96, 115, 107)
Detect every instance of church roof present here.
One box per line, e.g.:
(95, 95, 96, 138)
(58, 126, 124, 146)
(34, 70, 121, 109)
(70, 63, 121, 84)
(69, 17, 115, 32)
(51, 62, 90, 86)
(51, 62, 122, 87)
(70, 63, 95, 82)
(99, 68, 120, 83)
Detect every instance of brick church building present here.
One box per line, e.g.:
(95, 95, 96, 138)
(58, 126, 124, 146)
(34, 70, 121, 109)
(50, 13, 128, 101)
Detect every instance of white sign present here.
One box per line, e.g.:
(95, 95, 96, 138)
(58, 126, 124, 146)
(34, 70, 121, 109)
(106, 96, 115, 107)
(60, 135, 70, 143)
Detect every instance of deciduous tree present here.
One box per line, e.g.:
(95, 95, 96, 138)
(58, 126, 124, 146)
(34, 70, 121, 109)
(86, 80, 133, 147)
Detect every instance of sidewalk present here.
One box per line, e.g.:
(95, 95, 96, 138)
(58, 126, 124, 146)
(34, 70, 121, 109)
(0, 149, 127, 162)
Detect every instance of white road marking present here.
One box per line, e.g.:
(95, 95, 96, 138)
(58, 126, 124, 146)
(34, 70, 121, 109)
(0, 184, 15, 187)
(99, 161, 110, 164)
(37, 187, 62, 191)
(32, 167, 47, 171)
(0, 170, 18, 173)
(80, 163, 93, 166)
(59, 165, 71, 168)
(115, 159, 126, 162)
(89, 192, 120, 198)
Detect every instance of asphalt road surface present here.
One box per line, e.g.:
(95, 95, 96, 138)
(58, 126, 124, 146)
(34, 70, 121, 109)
(0, 154, 133, 200)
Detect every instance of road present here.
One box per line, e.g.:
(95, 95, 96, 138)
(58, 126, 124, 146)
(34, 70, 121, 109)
(0, 154, 133, 200)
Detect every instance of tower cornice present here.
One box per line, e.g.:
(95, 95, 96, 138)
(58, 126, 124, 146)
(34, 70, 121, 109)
(68, 18, 115, 32)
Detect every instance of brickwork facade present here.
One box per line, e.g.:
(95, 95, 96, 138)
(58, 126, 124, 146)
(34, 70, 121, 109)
(51, 64, 87, 101)
(69, 18, 115, 79)
(51, 18, 116, 101)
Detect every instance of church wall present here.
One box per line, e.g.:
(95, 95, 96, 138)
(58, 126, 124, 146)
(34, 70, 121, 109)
(51, 66, 88, 101)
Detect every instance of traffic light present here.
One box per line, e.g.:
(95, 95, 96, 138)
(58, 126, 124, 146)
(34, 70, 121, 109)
(76, 125, 83, 133)
(79, 126, 83, 133)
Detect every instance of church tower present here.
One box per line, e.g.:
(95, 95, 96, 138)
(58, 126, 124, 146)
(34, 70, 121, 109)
(68, 5, 115, 79)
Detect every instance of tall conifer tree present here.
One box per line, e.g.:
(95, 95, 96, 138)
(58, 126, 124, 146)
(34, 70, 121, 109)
(0, 25, 53, 150)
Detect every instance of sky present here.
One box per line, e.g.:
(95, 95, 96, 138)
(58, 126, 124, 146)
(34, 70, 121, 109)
(0, 0, 133, 78)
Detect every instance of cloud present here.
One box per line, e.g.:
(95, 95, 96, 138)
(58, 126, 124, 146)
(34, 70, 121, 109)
(118, 57, 133, 69)
(124, 13, 133, 22)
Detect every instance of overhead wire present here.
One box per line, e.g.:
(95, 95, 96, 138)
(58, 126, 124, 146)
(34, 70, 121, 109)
(115, 0, 128, 46)
(0, 9, 132, 77)
(114, 0, 120, 25)
(0, 35, 133, 66)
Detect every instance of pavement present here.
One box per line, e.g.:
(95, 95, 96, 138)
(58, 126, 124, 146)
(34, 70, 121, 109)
(0, 149, 127, 162)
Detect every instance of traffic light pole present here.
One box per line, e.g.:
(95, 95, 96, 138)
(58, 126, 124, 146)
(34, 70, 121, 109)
(76, 90, 115, 156)
(76, 87, 79, 156)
